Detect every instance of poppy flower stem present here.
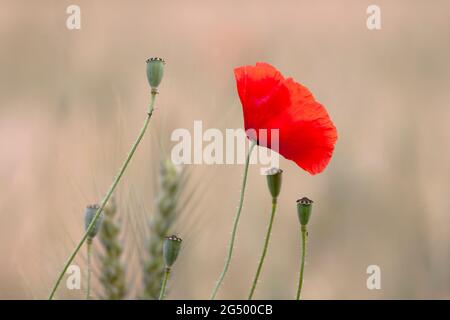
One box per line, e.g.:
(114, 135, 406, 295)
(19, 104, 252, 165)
(248, 197, 277, 299)
(296, 225, 308, 300)
(48, 91, 158, 300)
(86, 238, 92, 300)
(158, 267, 171, 300)
(210, 140, 257, 300)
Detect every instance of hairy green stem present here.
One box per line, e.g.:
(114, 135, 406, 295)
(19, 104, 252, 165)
(86, 238, 92, 300)
(210, 140, 256, 300)
(248, 197, 277, 299)
(48, 92, 157, 300)
(159, 268, 171, 300)
(296, 225, 307, 300)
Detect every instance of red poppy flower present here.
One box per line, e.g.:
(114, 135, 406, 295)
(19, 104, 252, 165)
(234, 62, 337, 175)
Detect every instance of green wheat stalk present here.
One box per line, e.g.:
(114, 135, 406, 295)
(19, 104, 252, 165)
(98, 196, 127, 299)
(141, 160, 184, 299)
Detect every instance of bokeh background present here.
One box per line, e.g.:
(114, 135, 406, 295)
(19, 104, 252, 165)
(1, 0, 449, 299)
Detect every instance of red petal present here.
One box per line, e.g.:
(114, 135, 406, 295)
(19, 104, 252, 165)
(234, 63, 290, 137)
(279, 79, 337, 174)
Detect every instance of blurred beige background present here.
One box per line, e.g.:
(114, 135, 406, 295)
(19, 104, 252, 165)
(1, 0, 449, 299)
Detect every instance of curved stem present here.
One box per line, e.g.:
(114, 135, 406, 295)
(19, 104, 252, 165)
(296, 225, 307, 300)
(248, 197, 277, 299)
(48, 92, 157, 300)
(86, 238, 92, 300)
(159, 268, 171, 300)
(210, 140, 256, 300)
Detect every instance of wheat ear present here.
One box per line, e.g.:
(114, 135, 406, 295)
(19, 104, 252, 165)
(141, 160, 183, 299)
(98, 196, 127, 299)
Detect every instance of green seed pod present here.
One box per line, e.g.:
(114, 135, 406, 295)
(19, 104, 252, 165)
(163, 235, 182, 268)
(265, 168, 283, 199)
(84, 204, 104, 239)
(146, 57, 165, 91)
(296, 197, 313, 226)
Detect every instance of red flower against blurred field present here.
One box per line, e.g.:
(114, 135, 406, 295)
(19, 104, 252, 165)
(234, 62, 337, 174)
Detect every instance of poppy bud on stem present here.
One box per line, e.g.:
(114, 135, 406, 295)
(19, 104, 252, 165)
(266, 168, 283, 199)
(84, 205, 104, 239)
(48, 58, 165, 300)
(296, 197, 313, 300)
(146, 57, 165, 94)
(163, 235, 182, 268)
(248, 168, 282, 299)
(159, 235, 182, 300)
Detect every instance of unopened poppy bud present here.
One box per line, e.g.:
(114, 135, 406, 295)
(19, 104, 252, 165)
(146, 57, 165, 91)
(84, 204, 104, 239)
(265, 168, 283, 199)
(296, 197, 313, 226)
(163, 235, 182, 268)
